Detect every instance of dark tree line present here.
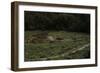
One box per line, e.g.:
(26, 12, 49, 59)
(24, 11, 90, 33)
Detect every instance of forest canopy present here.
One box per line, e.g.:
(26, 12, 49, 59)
(24, 11, 90, 33)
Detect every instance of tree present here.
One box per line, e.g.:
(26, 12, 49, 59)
(25, 11, 90, 33)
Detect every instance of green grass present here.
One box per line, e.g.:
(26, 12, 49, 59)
(24, 31, 90, 61)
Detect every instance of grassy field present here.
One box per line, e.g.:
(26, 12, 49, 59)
(24, 31, 90, 61)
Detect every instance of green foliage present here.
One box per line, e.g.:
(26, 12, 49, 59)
(24, 31, 90, 61)
(25, 11, 90, 33)
(66, 46, 90, 59)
